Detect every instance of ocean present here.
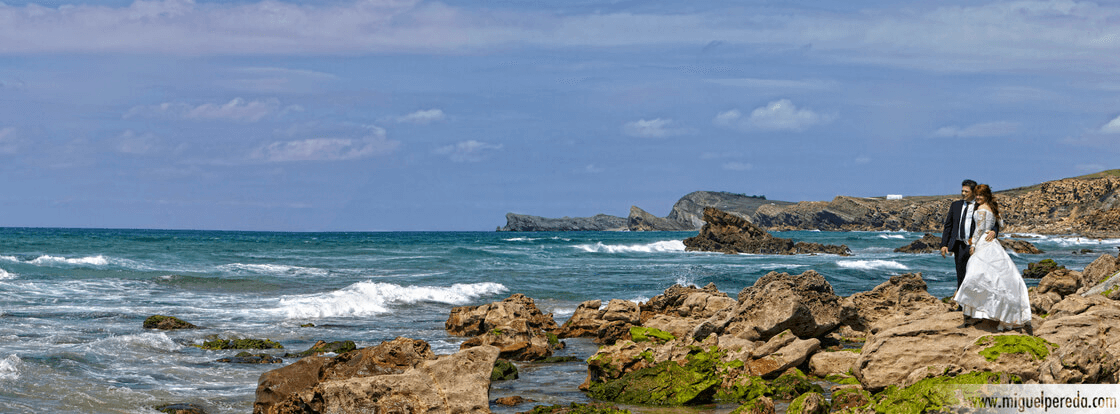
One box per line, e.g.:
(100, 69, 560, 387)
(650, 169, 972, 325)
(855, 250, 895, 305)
(1, 228, 1117, 413)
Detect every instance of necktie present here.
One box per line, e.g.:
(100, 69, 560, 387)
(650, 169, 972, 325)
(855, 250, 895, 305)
(960, 202, 973, 240)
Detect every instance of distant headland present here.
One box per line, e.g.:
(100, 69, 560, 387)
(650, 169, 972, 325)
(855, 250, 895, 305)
(498, 170, 1120, 238)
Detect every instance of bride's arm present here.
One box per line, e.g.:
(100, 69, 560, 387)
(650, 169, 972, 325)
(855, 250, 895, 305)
(971, 210, 995, 246)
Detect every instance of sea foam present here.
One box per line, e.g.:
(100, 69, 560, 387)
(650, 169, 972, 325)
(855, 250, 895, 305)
(219, 263, 330, 276)
(836, 260, 909, 271)
(574, 240, 686, 253)
(0, 268, 13, 280)
(278, 281, 508, 319)
(0, 354, 21, 381)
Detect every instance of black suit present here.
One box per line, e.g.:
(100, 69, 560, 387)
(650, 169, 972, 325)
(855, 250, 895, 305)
(941, 199, 975, 289)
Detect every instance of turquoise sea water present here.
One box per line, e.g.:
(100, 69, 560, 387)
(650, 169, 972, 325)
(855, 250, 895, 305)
(0, 228, 1117, 413)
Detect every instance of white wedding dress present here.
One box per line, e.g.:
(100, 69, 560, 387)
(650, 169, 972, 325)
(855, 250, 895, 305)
(952, 209, 1032, 330)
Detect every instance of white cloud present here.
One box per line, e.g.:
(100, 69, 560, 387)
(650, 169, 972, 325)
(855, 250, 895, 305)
(0, 127, 18, 154)
(434, 140, 502, 162)
(581, 164, 605, 173)
(933, 121, 1018, 138)
(389, 109, 446, 125)
(125, 98, 300, 122)
(1099, 115, 1120, 134)
(622, 118, 689, 138)
(721, 162, 752, 171)
(253, 125, 398, 162)
(115, 130, 158, 155)
(0, 0, 1118, 74)
(855, 156, 872, 164)
(716, 100, 832, 132)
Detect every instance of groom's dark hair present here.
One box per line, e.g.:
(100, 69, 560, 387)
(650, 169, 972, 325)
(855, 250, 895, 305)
(962, 179, 977, 189)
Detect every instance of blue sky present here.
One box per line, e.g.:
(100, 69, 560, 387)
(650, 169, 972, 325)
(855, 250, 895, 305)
(0, 0, 1117, 231)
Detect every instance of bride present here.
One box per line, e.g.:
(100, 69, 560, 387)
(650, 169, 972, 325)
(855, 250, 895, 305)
(952, 184, 1032, 330)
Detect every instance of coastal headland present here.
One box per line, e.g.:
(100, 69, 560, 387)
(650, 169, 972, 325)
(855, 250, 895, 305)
(499, 170, 1120, 238)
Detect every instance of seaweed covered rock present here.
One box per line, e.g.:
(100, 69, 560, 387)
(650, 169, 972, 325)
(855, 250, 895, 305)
(586, 346, 729, 405)
(869, 371, 1020, 413)
(683, 207, 851, 255)
(216, 352, 283, 364)
(520, 402, 632, 414)
(729, 396, 774, 414)
(155, 403, 207, 414)
(1023, 258, 1065, 279)
(786, 391, 828, 414)
(197, 336, 283, 350)
(283, 340, 356, 358)
(144, 315, 198, 330)
(492, 359, 519, 381)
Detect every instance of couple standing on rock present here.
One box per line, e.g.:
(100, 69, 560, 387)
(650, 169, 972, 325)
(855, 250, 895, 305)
(940, 179, 1032, 331)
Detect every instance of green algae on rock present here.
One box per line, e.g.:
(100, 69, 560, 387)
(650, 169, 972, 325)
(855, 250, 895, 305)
(587, 347, 727, 405)
(195, 336, 283, 350)
(870, 371, 1020, 413)
(522, 402, 632, 414)
(283, 340, 356, 358)
(143, 315, 198, 330)
(715, 373, 769, 403)
(975, 335, 1057, 362)
(729, 395, 775, 414)
(787, 391, 829, 414)
(492, 359, 519, 381)
(629, 326, 675, 344)
(769, 368, 823, 400)
(830, 387, 872, 413)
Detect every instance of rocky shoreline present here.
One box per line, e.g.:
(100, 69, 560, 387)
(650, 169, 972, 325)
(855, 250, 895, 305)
(499, 172, 1120, 238)
(242, 250, 1120, 414)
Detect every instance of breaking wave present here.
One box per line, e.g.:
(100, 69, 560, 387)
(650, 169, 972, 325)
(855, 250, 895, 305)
(574, 240, 686, 253)
(278, 281, 508, 319)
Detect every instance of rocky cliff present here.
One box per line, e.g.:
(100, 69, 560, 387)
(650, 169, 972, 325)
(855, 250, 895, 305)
(498, 171, 1120, 236)
(755, 173, 1120, 237)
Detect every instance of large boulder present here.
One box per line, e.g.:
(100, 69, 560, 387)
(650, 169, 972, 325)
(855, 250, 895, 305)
(640, 283, 736, 321)
(1080, 252, 1120, 290)
(254, 337, 447, 414)
(683, 207, 851, 255)
(695, 270, 843, 341)
(311, 345, 499, 413)
(445, 293, 559, 337)
(1033, 295, 1120, 383)
(853, 311, 1054, 392)
(999, 238, 1043, 254)
(553, 299, 604, 339)
(447, 294, 562, 361)
(840, 273, 949, 332)
(893, 233, 942, 253)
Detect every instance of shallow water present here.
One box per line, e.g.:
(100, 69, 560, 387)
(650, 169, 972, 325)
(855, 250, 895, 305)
(0, 228, 1115, 413)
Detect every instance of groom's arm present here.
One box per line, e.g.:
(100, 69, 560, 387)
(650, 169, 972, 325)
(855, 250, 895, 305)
(940, 202, 955, 256)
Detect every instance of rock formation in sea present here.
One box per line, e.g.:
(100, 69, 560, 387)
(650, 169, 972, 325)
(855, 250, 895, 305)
(499, 171, 1120, 236)
(499, 191, 791, 232)
(894, 233, 1042, 254)
(683, 207, 851, 255)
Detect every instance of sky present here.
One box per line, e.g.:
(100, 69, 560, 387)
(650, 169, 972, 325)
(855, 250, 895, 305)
(0, 0, 1118, 231)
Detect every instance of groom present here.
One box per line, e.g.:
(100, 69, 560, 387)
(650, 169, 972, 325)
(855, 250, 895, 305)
(940, 179, 995, 289)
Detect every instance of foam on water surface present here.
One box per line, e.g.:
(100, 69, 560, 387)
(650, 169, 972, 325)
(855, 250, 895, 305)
(573, 240, 686, 253)
(836, 259, 910, 270)
(278, 281, 508, 319)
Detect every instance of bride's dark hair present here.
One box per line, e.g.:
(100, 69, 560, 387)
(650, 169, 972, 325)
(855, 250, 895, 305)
(975, 184, 1000, 221)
